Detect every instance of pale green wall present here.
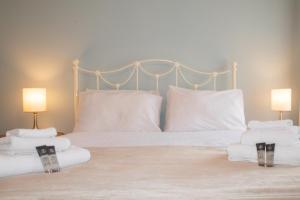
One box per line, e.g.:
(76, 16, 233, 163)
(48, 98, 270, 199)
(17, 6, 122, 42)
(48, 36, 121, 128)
(293, 0, 300, 125)
(0, 0, 298, 134)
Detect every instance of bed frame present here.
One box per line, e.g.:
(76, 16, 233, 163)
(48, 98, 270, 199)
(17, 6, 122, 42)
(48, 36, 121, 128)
(72, 59, 238, 116)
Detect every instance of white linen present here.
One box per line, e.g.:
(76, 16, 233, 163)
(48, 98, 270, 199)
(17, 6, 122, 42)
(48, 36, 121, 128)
(6, 128, 57, 138)
(228, 143, 300, 165)
(248, 119, 293, 129)
(240, 128, 300, 145)
(74, 90, 162, 132)
(1, 147, 300, 199)
(0, 136, 71, 154)
(164, 86, 246, 131)
(0, 146, 90, 178)
(64, 130, 243, 148)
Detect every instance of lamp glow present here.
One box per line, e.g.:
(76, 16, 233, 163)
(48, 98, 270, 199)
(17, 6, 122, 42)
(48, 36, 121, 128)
(22, 88, 47, 128)
(271, 88, 291, 120)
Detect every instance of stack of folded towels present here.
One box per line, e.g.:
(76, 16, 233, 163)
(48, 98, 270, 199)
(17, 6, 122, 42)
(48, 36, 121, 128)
(227, 120, 300, 165)
(0, 128, 90, 177)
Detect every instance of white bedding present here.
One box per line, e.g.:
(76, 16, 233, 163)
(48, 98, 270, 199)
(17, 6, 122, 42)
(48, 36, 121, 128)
(64, 130, 243, 148)
(74, 90, 162, 132)
(1, 147, 300, 199)
(164, 87, 246, 131)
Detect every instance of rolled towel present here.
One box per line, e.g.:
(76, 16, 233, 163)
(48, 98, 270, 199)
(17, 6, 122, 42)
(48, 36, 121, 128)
(241, 129, 300, 146)
(0, 136, 71, 154)
(227, 143, 300, 165)
(248, 120, 293, 129)
(6, 128, 57, 138)
(0, 146, 91, 178)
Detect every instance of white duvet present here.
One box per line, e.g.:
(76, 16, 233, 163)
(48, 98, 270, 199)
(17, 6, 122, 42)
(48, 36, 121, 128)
(1, 147, 300, 200)
(65, 130, 243, 148)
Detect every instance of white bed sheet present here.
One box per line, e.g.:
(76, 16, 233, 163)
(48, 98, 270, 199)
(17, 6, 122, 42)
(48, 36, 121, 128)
(64, 130, 243, 148)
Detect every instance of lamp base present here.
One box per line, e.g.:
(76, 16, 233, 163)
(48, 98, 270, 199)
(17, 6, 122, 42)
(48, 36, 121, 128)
(33, 112, 39, 129)
(279, 111, 283, 120)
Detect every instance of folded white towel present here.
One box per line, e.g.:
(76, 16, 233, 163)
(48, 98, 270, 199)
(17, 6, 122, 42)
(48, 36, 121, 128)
(6, 128, 57, 138)
(0, 146, 91, 178)
(248, 120, 293, 129)
(227, 143, 300, 165)
(288, 126, 300, 135)
(0, 136, 71, 154)
(241, 128, 300, 146)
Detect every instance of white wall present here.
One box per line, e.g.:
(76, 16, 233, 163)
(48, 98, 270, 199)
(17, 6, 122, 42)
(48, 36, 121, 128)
(0, 0, 298, 134)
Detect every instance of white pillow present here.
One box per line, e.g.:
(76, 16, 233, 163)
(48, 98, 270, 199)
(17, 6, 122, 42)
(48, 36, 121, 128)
(164, 86, 246, 131)
(74, 91, 162, 132)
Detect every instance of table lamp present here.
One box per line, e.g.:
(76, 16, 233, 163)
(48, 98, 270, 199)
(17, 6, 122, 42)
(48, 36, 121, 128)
(271, 88, 291, 120)
(23, 88, 47, 129)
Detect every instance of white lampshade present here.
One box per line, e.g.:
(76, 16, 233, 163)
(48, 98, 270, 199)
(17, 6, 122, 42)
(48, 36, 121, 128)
(271, 89, 291, 111)
(23, 88, 47, 112)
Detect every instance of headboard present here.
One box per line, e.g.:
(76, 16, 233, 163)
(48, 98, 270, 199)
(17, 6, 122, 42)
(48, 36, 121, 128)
(72, 59, 238, 116)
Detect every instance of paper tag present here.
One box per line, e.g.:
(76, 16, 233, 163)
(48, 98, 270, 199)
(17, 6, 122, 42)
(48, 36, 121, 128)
(47, 146, 61, 173)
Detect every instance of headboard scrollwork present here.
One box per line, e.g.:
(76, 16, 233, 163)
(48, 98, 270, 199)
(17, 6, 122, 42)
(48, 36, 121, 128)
(72, 59, 237, 117)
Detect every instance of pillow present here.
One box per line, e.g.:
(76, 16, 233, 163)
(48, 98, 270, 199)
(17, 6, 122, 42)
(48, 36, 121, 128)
(164, 86, 246, 131)
(74, 91, 162, 132)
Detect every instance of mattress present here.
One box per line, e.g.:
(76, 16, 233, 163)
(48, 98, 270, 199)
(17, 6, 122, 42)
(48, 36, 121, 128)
(1, 147, 300, 199)
(64, 130, 243, 148)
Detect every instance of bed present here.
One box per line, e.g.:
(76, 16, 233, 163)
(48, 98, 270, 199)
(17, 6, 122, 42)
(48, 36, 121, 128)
(1, 146, 300, 199)
(1, 59, 300, 200)
(65, 130, 243, 148)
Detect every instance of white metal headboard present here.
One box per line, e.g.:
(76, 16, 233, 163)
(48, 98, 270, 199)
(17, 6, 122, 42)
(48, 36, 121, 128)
(72, 59, 237, 115)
